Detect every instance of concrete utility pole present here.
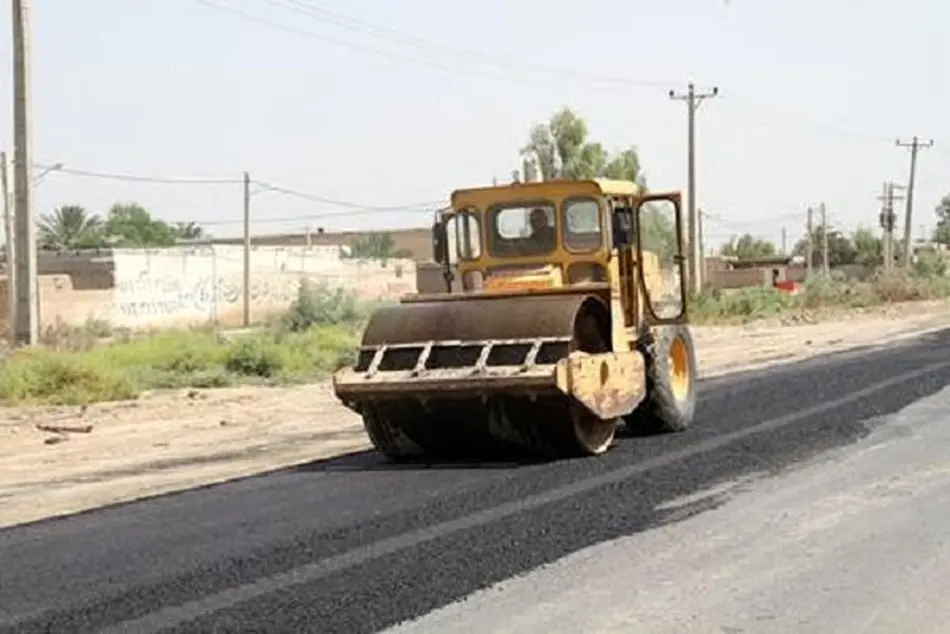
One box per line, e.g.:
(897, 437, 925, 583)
(242, 171, 251, 327)
(1, 151, 13, 328)
(669, 82, 718, 295)
(805, 206, 814, 279)
(877, 182, 903, 271)
(820, 203, 829, 276)
(879, 182, 893, 270)
(696, 209, 706, 288)
(780, 227, 787, 255)
(11, 0, 37, 345)
(896, 136, 933, 267)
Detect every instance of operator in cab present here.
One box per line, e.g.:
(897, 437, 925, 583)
(525, 207, 556, 252)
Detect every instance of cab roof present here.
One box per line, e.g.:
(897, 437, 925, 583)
(449, 178, 643, 206)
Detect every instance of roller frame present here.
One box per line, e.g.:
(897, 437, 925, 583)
(332, 293, 649, 459)
(334, 337, 647, 422)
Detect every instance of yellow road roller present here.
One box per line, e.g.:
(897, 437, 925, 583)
(332, 178, 697, 460)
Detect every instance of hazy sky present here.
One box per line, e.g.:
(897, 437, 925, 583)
(0, 0, 947, 249)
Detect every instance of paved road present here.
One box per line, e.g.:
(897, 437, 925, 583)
(2, 328, 949, 633)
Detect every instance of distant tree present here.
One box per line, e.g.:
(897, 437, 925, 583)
(933, 194, 950, 246)
(792, 225, 857, 267)
(519, 107, 678, 258)
(719, 234, 777, 260)
(520, 107, 646, 185)
(38, 204, 106, 250)
(343, 232, 410, 264)
(104, 202, 178, 247)
(851, 226, 883, 267)
(173, 221, 204, 241)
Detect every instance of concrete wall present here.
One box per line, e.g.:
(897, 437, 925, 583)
(5, 245, 415, 331)
(705, 267, 774, 290)
(10, 245, 885, 332)
(703, 263, 879, 290)
(201, 227, 434, 261)
(37, 251, 117, 289)
(0, 274, 114, 333)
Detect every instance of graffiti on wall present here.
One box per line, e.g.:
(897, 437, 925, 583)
(115, 270, 301, 318)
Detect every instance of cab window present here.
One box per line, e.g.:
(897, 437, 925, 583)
(445, 209, 482, 261)
(488, 202, 556, 257)
(563, 198, 603, 252)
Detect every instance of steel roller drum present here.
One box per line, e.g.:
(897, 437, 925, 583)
(359, 293, 597, 347)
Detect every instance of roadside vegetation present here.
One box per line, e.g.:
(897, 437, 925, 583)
(0, 259, 948, 406)
(0, 280, 383, 406)
(691, 256, 950, 324)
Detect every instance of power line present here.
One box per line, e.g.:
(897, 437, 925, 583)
(251, 180, 445, 210)
(702, 210, 802, 231)
(43, 159, 890, 240)
(36, 163, 241, 184)
(725, 95, 894, 145)
(34, 161, 446, 215)
(196, 204, 439, 228)
(259, 0, 674, 88)
(195, 1, 913, 148)
(195, 0, 672, 90)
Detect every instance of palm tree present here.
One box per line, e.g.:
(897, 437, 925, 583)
(38, 205, 105, 250)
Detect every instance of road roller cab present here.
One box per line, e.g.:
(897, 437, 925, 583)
(332, 178, 698, 461)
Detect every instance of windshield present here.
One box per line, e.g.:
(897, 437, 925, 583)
(563, 198, 603, 252)
(487, 202, 557, 257)
(445, 209, 482, 262)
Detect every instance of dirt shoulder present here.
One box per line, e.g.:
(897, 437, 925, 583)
(1, 300, 949, 530)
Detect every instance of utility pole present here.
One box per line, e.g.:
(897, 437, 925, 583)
(670, 82, 718, 295)
(0, 151, 13, 330)
(805, 206, 814, 279)
(878, 182, 892, 270)
(878, 182, 905, 270)
(11, 0, 37, 345)
(242, 171, 251, 327)
(820, 203, 829, 276)
(896, 136, 933, 267)
(697, 209, 706, 288)
(780, 227, 787, 256)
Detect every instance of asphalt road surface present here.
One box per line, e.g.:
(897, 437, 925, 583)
(2, 328, 950, 634)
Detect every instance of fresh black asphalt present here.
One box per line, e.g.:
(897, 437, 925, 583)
(2, 328, 949, 633)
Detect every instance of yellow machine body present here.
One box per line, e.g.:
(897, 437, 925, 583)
(333, 178, 695, 460)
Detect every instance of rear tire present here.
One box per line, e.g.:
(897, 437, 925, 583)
(626, 324, 697, 434)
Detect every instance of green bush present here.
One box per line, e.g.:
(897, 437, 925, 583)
(225, 337, 288, 378)
(0, 280, 375, 405)
(692, 265, 950, 324)
(281, 279, 361, 332)
(0, 351, 139, 405)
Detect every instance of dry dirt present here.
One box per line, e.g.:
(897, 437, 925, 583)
(2, 300, 949, 529)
